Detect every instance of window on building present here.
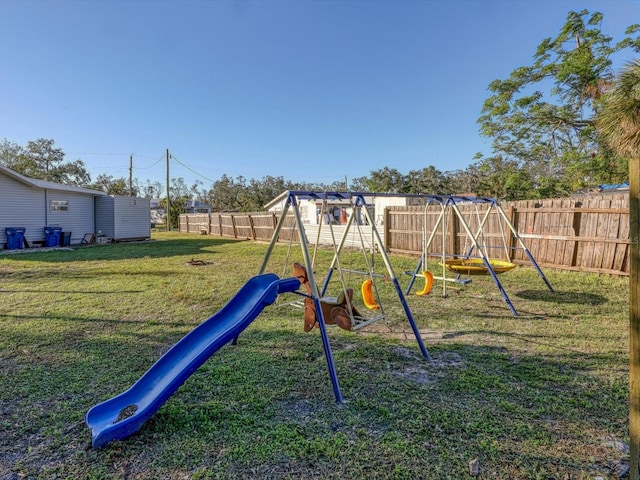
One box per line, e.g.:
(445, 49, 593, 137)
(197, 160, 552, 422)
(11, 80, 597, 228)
(50, 200, 68, 212)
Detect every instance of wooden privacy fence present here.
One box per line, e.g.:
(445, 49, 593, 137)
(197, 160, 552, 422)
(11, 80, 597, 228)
(178, 212, 373, 247)
(385, 193, 630, 276)
(179, 192, 631, 276)
(179, 212, 298, 243)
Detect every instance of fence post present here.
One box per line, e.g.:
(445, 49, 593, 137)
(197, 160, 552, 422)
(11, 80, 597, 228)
(231, 214, 237, 239)
(384, 207, 390, 251)
(249, 214, 256, 240)
(571, 203, 582, 268)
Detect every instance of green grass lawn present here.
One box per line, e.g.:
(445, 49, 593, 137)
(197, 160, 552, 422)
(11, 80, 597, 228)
(0, 232, 630, 479)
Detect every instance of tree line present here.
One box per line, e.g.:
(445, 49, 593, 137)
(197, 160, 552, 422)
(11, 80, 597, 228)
(1, 10, 638, 219)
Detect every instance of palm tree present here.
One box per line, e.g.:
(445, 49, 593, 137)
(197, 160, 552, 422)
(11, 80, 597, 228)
(597, 59, 640, 480)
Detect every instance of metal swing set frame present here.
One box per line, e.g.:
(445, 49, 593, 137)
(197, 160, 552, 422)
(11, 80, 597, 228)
(258, 190, 432, 403)
(404, 195, 554, 316)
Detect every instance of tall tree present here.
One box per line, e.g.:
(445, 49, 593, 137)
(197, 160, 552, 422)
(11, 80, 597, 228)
(349, 176, 369, 192)
(471, 155, 538, 200)
(207, 174, 245, 212)
(137, 179, 164, 198)
(157, 177, 197, 228)
(91, 174, 136, 196)
(0, 138, 92, 186)
(363, 167, 407, 193)
(0, 139, 23, 167)
(597, 59, 640, 480)
(478, 10, 639, 196)
(446, 166, 482, 196)
(405, 166, 450, 194)
(244, 176, 297, 212)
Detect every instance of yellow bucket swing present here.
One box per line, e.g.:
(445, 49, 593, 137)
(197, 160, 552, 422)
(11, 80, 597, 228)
(361, 278, 380, 310)
(414, 270, 434, 296)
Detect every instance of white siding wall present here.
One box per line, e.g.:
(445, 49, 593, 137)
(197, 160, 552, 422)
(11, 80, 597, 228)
(94, 196, 115, 237)
(95, 196, 151, 241)
(113, 196, 151, 240)
(304, 224, 378, 250)
(0, 174, 46, 247)
(46, 190, 97, 244)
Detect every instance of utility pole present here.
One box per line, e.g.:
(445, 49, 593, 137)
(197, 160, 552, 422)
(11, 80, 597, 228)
(630, 153, 639, 479)
(129, 155, 133, 196)
(166, 149, 171, 231)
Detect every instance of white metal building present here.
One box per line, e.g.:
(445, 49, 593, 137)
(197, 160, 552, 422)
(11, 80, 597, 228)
(95, 195, 151, 241)
(0, 165, 149, 248)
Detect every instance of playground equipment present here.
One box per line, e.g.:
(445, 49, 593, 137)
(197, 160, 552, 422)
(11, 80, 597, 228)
(361, 279, 381, 309)
(262, 191, 432, 402)
(404, 195, 553, 315)
(442, 258, 516, 275)
(293, 261, 361, 332)
(414, 270, 434, 296)
(86, 274, 301, 448)
(86, 190, 432, 448)
(279, 193, 395, 331)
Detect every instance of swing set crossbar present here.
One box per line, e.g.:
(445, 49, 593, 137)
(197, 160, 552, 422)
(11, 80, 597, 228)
(337, 268, 386, 278)
(403, 270, 472, 285)
(432, 275, 473, 285)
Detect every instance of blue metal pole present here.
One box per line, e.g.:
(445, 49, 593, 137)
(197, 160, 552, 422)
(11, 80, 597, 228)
(313, 296, 345, 403)
(404, 257, 423, 295)
(357, 197, 432, 362)
(392, 277, 432, 361)
(494, 202, 554, 293)
(291, 193, 345, 404)
(524, 249, 555, 292)
(481, 257, 518, 316)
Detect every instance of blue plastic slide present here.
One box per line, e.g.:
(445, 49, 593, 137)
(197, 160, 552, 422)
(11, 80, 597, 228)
(86, 273, 300, 448)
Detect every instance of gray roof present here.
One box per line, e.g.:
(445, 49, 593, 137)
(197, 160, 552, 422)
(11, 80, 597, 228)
(0, 164, 107, 196)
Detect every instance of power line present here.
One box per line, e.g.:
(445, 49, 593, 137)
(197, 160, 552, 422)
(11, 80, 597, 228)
(169, 153, 217, 183)
(135, 154, 166, 170)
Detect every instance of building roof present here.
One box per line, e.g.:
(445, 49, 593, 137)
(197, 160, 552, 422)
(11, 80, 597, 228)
(0, 164, 108, 196)
(264, 190, 498, 210)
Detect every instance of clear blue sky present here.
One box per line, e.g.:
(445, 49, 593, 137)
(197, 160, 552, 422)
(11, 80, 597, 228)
(1, 0, 638, 190)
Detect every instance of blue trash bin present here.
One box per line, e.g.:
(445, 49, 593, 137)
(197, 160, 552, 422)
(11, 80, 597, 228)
(44, 226, 63, 247)
(5, 227, 26, 250)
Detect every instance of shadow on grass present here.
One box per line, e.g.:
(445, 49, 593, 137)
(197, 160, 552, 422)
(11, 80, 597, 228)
(102, 340, 626, 476)
(1, 316, 628, 479)
(0, 313, 194, 332)
(515, 289, 608, 305)
(0, 237, 245, 263)
(441, 327, 626, 359)
(0, 288, 145, 294)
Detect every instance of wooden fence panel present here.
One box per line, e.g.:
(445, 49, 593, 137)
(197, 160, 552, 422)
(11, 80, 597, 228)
(385, 193, 630, 276)
(218, 214, 235, 238)
(276, 215, 299, 244)
(209, 214, 222, 236)
(233, 215, 254, 240)
(180, 193, 631, 275)
(385, 206, 423, 255)
(251, 213, 278, 242)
